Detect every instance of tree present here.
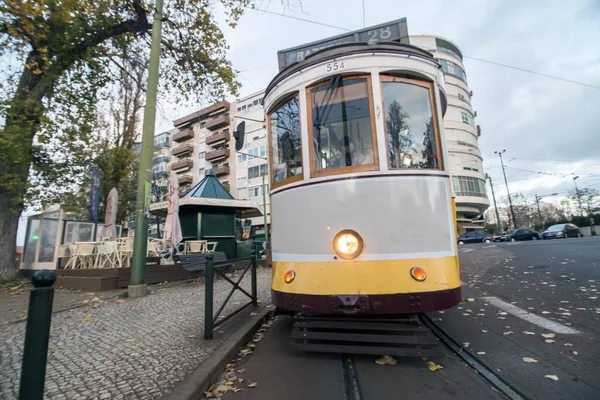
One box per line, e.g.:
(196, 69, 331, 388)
(569, 188, 599, 216)
(385, 100, 410, 168)
(499, 193, 536, 229)
(0, 0, 254, 280)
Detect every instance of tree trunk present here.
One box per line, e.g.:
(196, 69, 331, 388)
(0, 195, 21, 281)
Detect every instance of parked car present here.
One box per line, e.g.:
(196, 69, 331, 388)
(542, 223, 583, 239)
(457, 230, 492, 245)
(503, 228, 540, 242)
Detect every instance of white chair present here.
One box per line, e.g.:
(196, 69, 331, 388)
(95, 241, 121, 269)
(185, 240, 207, 254)
(118, 237, 134, 268)
(147, 240, 162, 258)
(205, 242, 217, 253)
(72, 242, 96, 269)
(56, 245, 71, 269)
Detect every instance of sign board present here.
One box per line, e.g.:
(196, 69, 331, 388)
(277, 18, 409, 70)
(591, 217, 595, 224)
(90, 167, 100, 222)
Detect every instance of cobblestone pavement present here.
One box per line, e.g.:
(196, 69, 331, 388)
(0, 267, 272, 399)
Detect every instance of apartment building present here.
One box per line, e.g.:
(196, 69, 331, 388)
(410, 35, 490, 233)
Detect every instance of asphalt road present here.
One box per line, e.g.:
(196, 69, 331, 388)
(205, 236, 600, 400)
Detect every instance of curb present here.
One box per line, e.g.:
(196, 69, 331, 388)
(167, 305, 273, 400)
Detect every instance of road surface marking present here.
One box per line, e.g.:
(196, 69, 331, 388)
(461, 248, 475, 253)
(481, 296, 580, 334)
(482, 245, 496, 248)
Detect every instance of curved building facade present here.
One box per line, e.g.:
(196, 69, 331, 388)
(410, 35, 490, 233)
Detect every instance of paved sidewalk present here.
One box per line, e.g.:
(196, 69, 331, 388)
(0, 267, 272, 400)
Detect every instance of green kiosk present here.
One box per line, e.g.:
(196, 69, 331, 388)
(149, 170, 263, 259)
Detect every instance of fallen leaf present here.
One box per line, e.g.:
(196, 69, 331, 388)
(237, 369, 246, 374)
(463, 342, 470, 348)
(375, 355, 397, 365)
(116, 299, 126, 305)
(248, 382, 257, 388)
(523, 331, 535, 335)
(91, 296, 100, 302)
(544, 375, 559, 381)
(523, 357, 538, 363)
(238, 378, 244, 383)
(82, 300, 89, 304)
(427, 361, 444, 371)
(541, 311, 551, 315)
(573, 351, 578, 355)
(541, 333, 556, 339)
(124, 338, 136, 342)
(564, 343, 574, 347)
(503, 331, 514, 335)
(545, 339, 555, 343)
(477, 352, 486, 355)
(481, 330, 488, 333)
(467, 298, 475, 302)
(498, 312, 508, 316)
(226, 363, 235, 368)
(84, 317, 92, 322)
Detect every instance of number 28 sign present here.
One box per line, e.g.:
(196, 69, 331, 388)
(277, 18, 409, 71)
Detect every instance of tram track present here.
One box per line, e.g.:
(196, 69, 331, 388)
(420, 313, 529, 400)
(341, 354, 362, 400)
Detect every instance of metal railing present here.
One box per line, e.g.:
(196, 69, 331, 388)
(204, 251, 258, 339)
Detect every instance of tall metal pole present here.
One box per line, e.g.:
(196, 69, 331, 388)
(262, 172, 269, 251)
(129, 0, 164, 297)
(573, 176, 584, 216)
(486, 174, 502, 234)
(535, 195, 543, 229)
(495, 150, 518, 230)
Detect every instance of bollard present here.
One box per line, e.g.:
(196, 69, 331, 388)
(204, 253, 214, 340)
(251, 250, 257, 306)
(19, 270, 56, 400)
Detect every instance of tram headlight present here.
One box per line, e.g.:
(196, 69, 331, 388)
(333, 230, 364, 260)
(410, 267, 427, 282)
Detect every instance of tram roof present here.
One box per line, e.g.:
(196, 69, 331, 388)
(264, 42, 437, 98)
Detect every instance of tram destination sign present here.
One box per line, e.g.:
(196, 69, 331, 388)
(277, 18, 409, 71)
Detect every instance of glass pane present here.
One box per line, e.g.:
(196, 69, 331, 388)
(23, 217, 41, 264)
(310, 78, 375, 171)
(270, 96, 302, 183)
(382, 81, 438, 169)
(39, 212, 60, 262)
(64, 221, 95, 244)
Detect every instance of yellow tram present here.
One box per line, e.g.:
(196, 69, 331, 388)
(261, 19, 461, 316)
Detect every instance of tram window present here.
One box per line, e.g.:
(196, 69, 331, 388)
(269, 95, 302, 185)
(381, 77, 441, 170)
(308, 76, 378, 176)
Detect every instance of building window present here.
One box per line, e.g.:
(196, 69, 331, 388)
(463, 167, 472, 171)
(452, 176, 487, 197)
(248, 164, 268, 179)
(248, 186, 261, 198)
(237, 188, 247, 199)
(199, 152, 205, 159)
(237, 107, 242, 112)
(200, 122, 206, 128)
(253, 99, 260, 106)
(458, 93, 466, 101)
(248, 103, 253, 109)
(382, 76, 440, 170)
(237, 154, 247, 163)
(436, 59, 467, 82)
(269, 94, 302, 185)
(242, 105, 247, 110)
(259, 146, 266, 158)
(461, 111, 473, 125)
(199, 168, 205, 176)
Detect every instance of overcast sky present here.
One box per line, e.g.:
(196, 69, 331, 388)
(157, 0, 600, 210)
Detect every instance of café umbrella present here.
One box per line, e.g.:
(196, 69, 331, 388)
(163, 173, 183, 250)
(99, 188, 118, 240)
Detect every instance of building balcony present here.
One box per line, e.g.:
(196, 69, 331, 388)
(213, 165, 230, 177)
(206, 116, 230, 131)
(152, 171, 168, 179)
(173, 128, 194, 143)
(222, 183, 231, 192)
(154, 142, 170, 150)
(171, 159, 193, 171)
(153, 156, 169, 165)
(206, 131, 230, 147)
(178, 175, 193, 185)
(205, 148, 229, 163)
(172, 144, 194, 157)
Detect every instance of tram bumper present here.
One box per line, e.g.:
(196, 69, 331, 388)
(272, 288, 461, 315)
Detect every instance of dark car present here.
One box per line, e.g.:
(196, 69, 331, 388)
(542, 223, 583, 239)
(504, 228, 540, 242)
(457, 230, 492, 245)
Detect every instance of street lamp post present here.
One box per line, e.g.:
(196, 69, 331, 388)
(495, 150, 518, 230)
(486, 174, 503, 234)
(534, 192, 558, 230)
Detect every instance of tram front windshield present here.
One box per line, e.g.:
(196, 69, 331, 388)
(310, 77, 375, 171)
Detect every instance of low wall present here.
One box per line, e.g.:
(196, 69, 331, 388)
(581, 225, 599, 236)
